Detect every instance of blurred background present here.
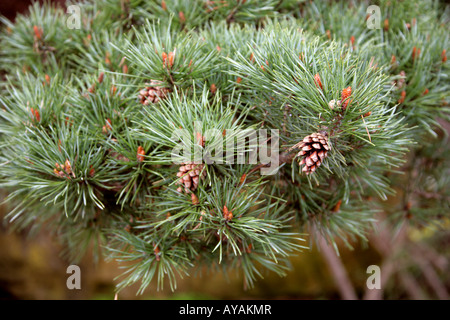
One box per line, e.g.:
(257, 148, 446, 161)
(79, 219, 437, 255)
(0, 0, 449, 300)
(1, 191, 448, 300)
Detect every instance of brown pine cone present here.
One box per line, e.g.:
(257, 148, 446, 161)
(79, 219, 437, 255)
(176, 162, 206, 193)
(138, 80, 170, 105)
(108, 149, 130, 162)
(291, 131, 330, 175)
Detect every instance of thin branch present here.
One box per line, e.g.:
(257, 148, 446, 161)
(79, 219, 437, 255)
(398, 272, 427, 300)
(410, 254, 449, 300)
(363, 258, 396, 300)
(363, 217, 408, 300)
(410, 242, 448, 272)
(316, 229, 357, 300)
(226, 3, 240, 25)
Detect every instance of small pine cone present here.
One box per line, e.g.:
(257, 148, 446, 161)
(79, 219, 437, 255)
(292, 131, 329, 175)
(138, 80, 170, 105)
(396, 71, 406, 89)
(176, 162, 206, 193)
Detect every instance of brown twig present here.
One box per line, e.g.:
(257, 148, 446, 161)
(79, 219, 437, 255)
(225, 4, 240, 25)
(410, 253, 449, 300)
(398, 272, 427, 300)
(363, 257, 396, 300)
(363, 217, 408, 300)
(316, 227, 358, 300)
(410, 242, 448, 272)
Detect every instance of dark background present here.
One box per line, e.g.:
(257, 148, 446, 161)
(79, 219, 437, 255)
(0, 0, 65, 21)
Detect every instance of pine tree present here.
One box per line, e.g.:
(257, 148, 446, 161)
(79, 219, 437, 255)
(0, 0, 448, 295)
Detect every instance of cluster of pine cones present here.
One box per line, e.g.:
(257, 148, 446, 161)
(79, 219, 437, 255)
(138, 80, 170, 105)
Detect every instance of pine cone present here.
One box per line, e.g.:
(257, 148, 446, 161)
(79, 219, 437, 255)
(138, 80, 170, 105)
(108, 149, 130, 162)
(176, 162, 206, 193)
(292, 131, 329, 175)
